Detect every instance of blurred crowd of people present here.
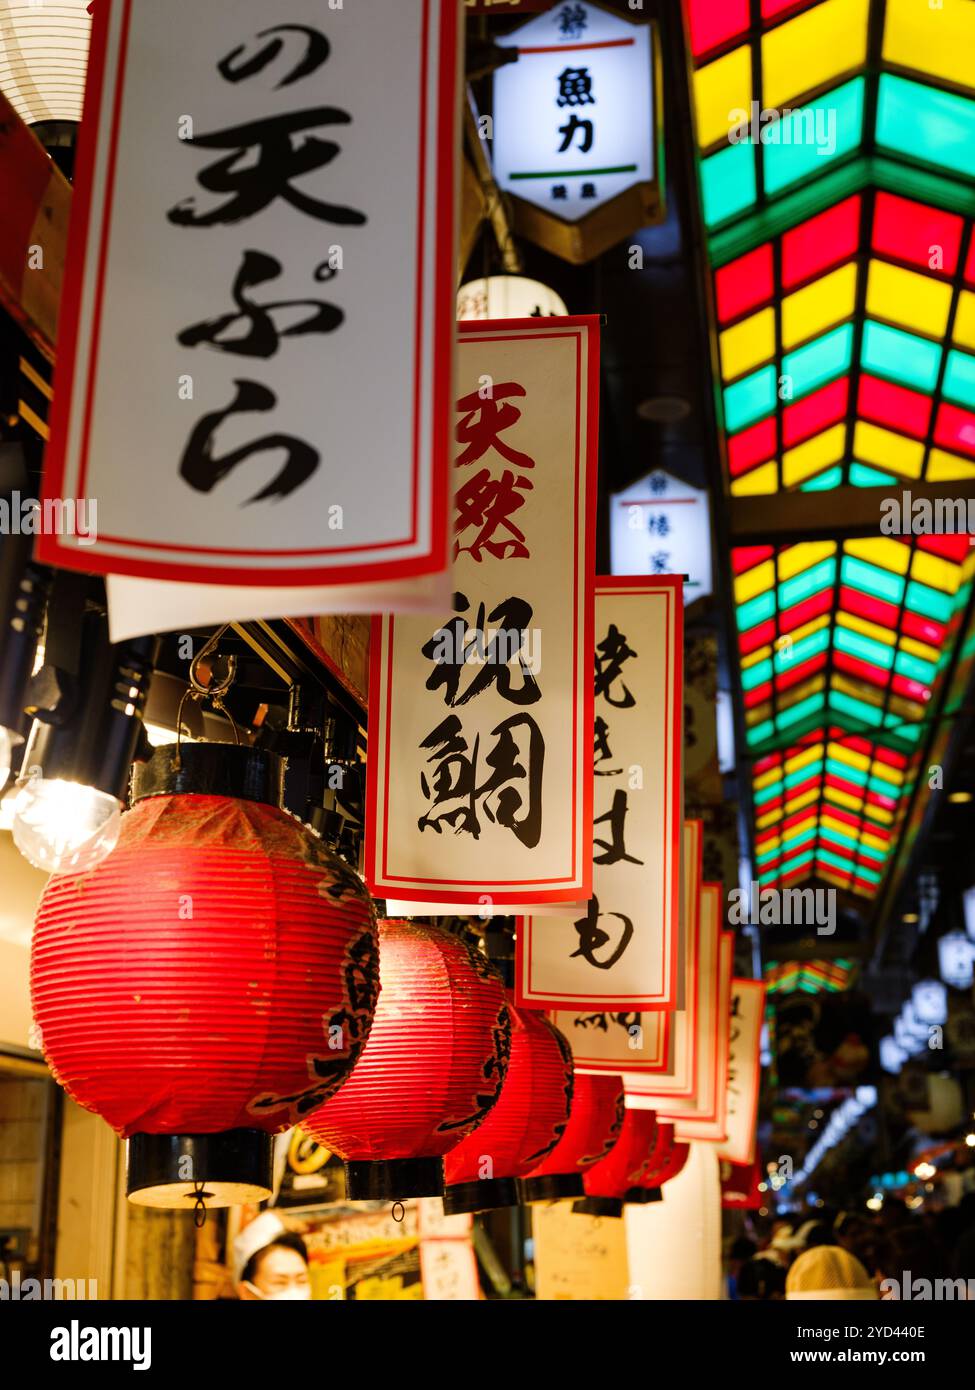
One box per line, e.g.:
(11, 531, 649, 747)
(727, 1193, 975, 1300)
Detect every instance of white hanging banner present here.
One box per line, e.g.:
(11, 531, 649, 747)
(672, 926, 734, 1142)
(366, 317, 599, 907)
(41, 0, 460, 618)
(718, 977, 767, 1167)
(515, 575, 683, 1010)
(551, 820, 702, 1076)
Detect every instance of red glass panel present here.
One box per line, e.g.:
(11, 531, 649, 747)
(739, 618, 776, 654)
(714, 244, 774, 324)
(964, 236, 975, 288)
(779, 652, 828, 689)
(782, 377, 849, 447)
(732, 545, 775, 574)
(762, 0, 816, 16)
(781, 196, 861, 290)
(745, 683, 773, 708)
(779, 589, 834, 632)
(858, 374, 932, 439)
(834, 650, 891, 688)
(728, 416, 777, 476)
(892, 674, 930, 702)
(866, 789, 897, 812)
(872, 745, 908, 769)
(902, 610, 946, 645)
(787, 773, 822, 802)
(686, 0, 751, 58)
(753, 751, 782, 776)
(843, 735, 873, 757)
(917, 534, 972, 560)
(872, 192, 963, 277)
(935, 403, 975, 459)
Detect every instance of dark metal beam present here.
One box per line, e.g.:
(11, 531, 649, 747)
(729, 481, 975, 545)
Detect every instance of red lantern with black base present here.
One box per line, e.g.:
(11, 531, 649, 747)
(442, 1003, 573, 1214)
(31, 743, 380, 1215)
(521, 1072, 625, 1202)
(573, 1107, 658, 1219)
(624, 1120, 675, 1205)
(302, 920, 511, 1201)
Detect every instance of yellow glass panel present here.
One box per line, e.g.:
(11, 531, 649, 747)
(781, 264, 858, 350)
(763, 0, 869, 109)
(754, 765, 784, 791)
(837, 610, 896, 648)
(720, 308, 775, 381)
(785, 787, 821, 814)
(954, 292, 975, 351)
(731, 461, 777, 495)
(782, 424, 846, 486)
(861, 831, 889, 854)
(694, 44, 752, 148)
(899, 635, 939, 664)
(844, 536, 910, 575)
(833, 672, 884, 707)
(869, 760, 902, 788)
(854, 422, 924, 478)
(828, 741, 870, 773)
(756, 808, 782, 831)
(785, 814, 817, 838)
(829, 787, 865, 813)
(778, 614, 831, 648)
(734, 558, 775, 604)
(927, 448, 975, 481)
(911, 548, 962, 594)
(822, 814, 860, 840)
(777, 541, 837, 581)
(742, 644, 773, 670)
(785, 744, 824, 774)
(883, 0, 975, 93)
(867, 260, 952, 337)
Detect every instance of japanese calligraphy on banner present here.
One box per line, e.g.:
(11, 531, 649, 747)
(718, 978, 767, 1167)
(366, 317, 599, 907)
(40, 0, 459, 617)
(551, 820, 703, 1076)
(492, 2, 662, 264)
(515, 576, 683, 1010)
(626, 885, 722, 1108)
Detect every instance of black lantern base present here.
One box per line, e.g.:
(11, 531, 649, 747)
(126, 1129, 273, 1210)
(519, 1172, 585, 1203)
(572, 1195, 624, 1219)
(132, 742, 284, 810)
(344, 1157, 444, 1201)
(442, 1177, 519, 1215)
(624, 1186, 663, 1204)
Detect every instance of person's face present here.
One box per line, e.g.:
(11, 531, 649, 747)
(239, 1245, 311, 1301)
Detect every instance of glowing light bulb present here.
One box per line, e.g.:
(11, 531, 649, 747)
(12, 779, 121, 874)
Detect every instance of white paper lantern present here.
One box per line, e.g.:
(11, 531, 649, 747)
(963, 885, 975, 942)
(0, 2, 92, 126)
(457, 276, 568, 322)
(880, 1036, 907, 1075)
(939, 931, 975, 990)
(911, 980, 948, 1027)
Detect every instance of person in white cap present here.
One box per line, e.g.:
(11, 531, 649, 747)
(233, 1211, 312, 1301)
(786, 1245, 878, 1301)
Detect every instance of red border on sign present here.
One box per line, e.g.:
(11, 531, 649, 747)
(719, 977, 767, 1166)
(38, 0, 456, 586)
(670, 916, 733, 1134)
(515, 575, 684, 1009)
(364, 316, 599, 904)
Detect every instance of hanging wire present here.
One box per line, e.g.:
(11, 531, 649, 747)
(174, 624, 242, 767)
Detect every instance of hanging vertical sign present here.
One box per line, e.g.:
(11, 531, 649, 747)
(492, 1, 663, 264)
(672, 927, 734, 1142)
(366, 316, 599, 908)
(628, 884, 717, 1100)
(39, 0, 460, 616)
(551, 820, 702, 1076)
(515, 575, 683, 1010)
(718, 978, 767, 1167)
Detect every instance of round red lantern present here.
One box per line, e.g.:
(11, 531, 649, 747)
(624, 1119, 675, 1204)
(442, 1003, 573, 1214)
(31, 744, 379, 1212)
(647, 1138, 690, 1188)
(302, 920, 510, 1201)
(521, 1073, 625, 1202)
(573, 1107, 658, 1219)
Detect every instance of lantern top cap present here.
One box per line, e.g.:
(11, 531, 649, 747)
(131, 743, 285, 810)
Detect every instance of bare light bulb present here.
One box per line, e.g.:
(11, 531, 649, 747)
(12, 778, 121, 875)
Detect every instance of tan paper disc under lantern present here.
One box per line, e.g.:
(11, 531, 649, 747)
(31, 744, 379, 1214)
(302, 920, 511, 1201)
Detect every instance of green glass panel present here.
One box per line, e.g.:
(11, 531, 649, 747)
(777, 692, 826, 730)
(802, 466, 844, 491)
(782, 324, 854, 399)
(779, 557, 837, 608)
(774, 628, 831, 672)
(701, 141, 758, 227)
(943, 350, 975, 410)
(862, 321, 942, 393)
(905, 580, 954, 623)
(724, 365, 777, 432)
(829, 689, 884, 726)
(840, 555, 905, 605)
(834, 626, 894, 670)
(850, 462, 897, 487)
(737, 590, 776, 631)
(784, 756, 824, 788)
(746, 718, 776, 746)
(764, 79, 866, 195)
(826, 756, 867, 785)
(893, 649, 937, 685)
(877, 75, 975, 182)
(741, 658, 773, 691)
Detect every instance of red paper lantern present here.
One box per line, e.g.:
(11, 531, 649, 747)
(303, 919, 510, 1200)
(522, 1073, 625, 1202)
(625, 1120, 675, 1205)
(648, 1138, 690, 1188)
(573, 1107, 658, 1219)
(31, 745, 379, 1211)
(442, 1002, 573, 1213)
